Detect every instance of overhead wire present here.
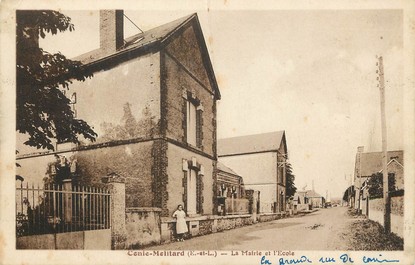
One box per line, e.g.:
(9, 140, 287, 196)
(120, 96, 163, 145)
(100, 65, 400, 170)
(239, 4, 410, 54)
(123, 13, 144, 34)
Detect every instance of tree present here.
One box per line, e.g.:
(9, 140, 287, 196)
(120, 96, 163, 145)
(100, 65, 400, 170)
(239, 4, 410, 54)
(285, 162, 297, 198)
(367, 172, 396, 199)
(100, 102, 156, 142)
(16, 10, 97, 150)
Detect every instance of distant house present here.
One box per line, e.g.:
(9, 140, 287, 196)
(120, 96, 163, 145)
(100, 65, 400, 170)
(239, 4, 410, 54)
(293, 191, 309, 212)
(293, 189, 325, 211)
(304, 190, 325, 208)
(216, 162, 248, 215)
(353, 147, 404, 237)
(353, 146, 404, 211)
(217, 162, 245, 199)
(218, 131, 288, 214)
(16, 11, 221, 218)
(342, 185, 355, 207)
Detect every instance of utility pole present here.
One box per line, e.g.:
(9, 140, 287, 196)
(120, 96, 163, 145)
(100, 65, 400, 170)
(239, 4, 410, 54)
(376, 55, 391, 233)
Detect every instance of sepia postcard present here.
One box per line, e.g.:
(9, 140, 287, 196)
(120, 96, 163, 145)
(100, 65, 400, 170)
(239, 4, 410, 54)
(1, 0, 414, 264)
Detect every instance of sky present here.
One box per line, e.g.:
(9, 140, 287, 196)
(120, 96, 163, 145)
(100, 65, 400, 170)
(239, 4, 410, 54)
(40, 9, 404, 199)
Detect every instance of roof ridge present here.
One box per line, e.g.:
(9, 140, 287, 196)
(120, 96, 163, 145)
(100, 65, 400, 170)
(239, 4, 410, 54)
(360, 150, 404, 154)
(218, 130, 285, 141)
(72, 13, 197, 64)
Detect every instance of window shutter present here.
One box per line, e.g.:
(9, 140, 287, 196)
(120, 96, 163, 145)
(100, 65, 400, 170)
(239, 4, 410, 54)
(196, 109, 203, 148)
(182, 172, 187, 210)
(182, 99, 187, 143)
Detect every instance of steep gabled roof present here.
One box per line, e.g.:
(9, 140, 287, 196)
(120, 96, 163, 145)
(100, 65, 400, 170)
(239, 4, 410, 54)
(356, 150, 404, 177)
(304, 190, 323, 198)
(218, 131, 286, 156)
(217, 161, 240, 176)
(379, 158, 404, 173)
(74, 14, 194, 64)
(74, 13, 220, 99)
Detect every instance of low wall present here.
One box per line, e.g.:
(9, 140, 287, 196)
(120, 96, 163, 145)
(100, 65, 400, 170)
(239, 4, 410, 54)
(16, 229, 111, 249)
(125, 207, 161, 248)
(368, 197, 404, 238)
(258, 212, 286, 223)
(160, 214, 253, 244)
(296, 204, 309, 212)
(216, 215, 254, 232)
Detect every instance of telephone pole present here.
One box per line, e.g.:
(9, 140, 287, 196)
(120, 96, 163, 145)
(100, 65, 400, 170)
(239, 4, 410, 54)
(376, 55, 391, 233)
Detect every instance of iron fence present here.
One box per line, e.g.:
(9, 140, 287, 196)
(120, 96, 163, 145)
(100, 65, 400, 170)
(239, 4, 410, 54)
(16, 182, 111, 237)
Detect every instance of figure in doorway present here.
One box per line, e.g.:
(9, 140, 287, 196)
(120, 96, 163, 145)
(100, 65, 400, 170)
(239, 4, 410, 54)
(172, 204, 188, 242)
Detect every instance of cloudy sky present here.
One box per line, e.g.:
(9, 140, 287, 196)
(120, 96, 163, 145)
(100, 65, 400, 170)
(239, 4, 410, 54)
(40, 8, 404, 199)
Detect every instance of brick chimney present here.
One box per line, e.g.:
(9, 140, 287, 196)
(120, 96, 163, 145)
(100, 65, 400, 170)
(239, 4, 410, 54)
(357, 146, 364, 153)
(100, 10, 124, 53)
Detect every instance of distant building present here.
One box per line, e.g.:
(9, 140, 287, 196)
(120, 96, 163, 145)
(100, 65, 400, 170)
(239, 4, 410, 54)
(353, 146, 404, 212)
(217, 162, 245, 199)
(304, 190, 325, 208)
(293, 191, 309, 212)
(294, 189, 325, 211)
(216, 162, 248, 215)
(218, 131, 288, 214)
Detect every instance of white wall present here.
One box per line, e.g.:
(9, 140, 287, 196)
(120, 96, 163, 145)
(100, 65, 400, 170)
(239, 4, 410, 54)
(17, 52, 161, 155)
(219, 152, 277, 213)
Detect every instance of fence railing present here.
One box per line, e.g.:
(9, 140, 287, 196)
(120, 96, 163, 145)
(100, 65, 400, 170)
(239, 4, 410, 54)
(16, 182, 111, 237)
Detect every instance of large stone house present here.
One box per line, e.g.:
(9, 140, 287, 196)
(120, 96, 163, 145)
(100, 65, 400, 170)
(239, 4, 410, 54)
(16, 10, 221, 218)
(217, 131, 288, 214)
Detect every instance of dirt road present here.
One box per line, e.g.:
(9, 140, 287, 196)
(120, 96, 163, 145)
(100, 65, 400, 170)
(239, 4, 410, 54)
(147, 206, 354, 250)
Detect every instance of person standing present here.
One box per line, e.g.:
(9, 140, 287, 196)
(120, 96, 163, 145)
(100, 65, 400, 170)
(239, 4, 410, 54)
(172, 204, 188, 241)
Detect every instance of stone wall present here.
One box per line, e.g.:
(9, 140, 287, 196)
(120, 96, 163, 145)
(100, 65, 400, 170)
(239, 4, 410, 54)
(198, 219, 214, 236)
(160, 214, 253, 243)
(258, 213, 285, 223)
(125, 207, 162, 248)
(17, 140, 156, 208)
(16, 230, 111, 250)
(216, 215, 253, 232)
(369, 196, 404, 216)
(368, 197, 404, 238)
(163, 44, 216, 157)
(165, 143, 214, 217)
(75, 141, 154, 208)
(391, 195, 404, 216)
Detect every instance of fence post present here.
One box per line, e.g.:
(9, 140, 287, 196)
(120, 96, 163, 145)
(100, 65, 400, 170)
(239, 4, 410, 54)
(102, 173, 127, 250)
(63, 179, 73, 224)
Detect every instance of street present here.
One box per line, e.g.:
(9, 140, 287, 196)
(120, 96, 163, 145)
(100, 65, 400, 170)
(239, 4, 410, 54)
(147, 207, 353, 250)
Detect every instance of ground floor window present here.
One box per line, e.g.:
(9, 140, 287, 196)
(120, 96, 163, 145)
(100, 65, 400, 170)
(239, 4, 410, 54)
(187, 168, 197, 215)
(182, 158, 204, 215)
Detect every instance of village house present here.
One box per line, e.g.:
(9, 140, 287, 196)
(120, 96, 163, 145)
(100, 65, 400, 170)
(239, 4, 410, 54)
(304, 189, 325, 208)
(217, 131, 288, 214)
(352, 146, 404, 238)
(353, 146, 404, 212)
(293, 191, 309, 212)
(17, 10, 221, 223)
(293, 188, 325, 212)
